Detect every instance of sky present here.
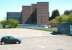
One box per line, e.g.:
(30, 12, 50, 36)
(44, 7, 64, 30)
(0, 0, 72, 21)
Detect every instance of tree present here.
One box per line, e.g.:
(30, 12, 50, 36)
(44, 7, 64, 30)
(7, 19, 19, 28)
(67, 13, 72, 23)
(49, 19, 58, 27)
(0, 20, 7, 28)
(49, 14, 72, 27)
(55, 16, 62, 23)
(64, 10, 72, 15)
(0, 19, 19, 28)
(49, 9, 60, 21)
(64, 10, 70, 15)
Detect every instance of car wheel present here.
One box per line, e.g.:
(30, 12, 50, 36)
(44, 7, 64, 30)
(1, 42, 5, 45)
(16, 41, 20, 44)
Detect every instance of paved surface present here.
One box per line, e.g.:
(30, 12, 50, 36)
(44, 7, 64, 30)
(0, 28, 72, 50)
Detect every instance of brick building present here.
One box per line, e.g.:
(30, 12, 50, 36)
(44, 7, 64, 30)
(21, 6, 32, 24)
(37, 2, 49, 25)
(21, 2, 49, 25)
(7, 2, 49, 25)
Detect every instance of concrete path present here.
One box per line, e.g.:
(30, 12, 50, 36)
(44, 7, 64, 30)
(0, 28, 72, 50)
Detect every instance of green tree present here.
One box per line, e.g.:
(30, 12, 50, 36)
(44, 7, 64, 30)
(49, 9, 60, 21)
(7, 19, 19, 28)
(67, 13, 72, 23)
(49, 14, 72, 27)
(64, 10, 72, 15)
(0, 20, 7, 28)
(0, 19, 19, 28)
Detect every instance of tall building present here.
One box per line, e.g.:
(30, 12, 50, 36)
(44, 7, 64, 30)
(21, 2, 49, 25)
(7, 12, 21, 23)
(7, 2, 49, 25)
(21, 6, 32, 24)
(31, 4, 37, 24)
(37, 2, 49, 25)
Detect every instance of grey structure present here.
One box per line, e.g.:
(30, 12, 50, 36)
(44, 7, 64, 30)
(57, 23, 72, 35)
(21, 2, 49, 25)
(7, 12, 21, 23)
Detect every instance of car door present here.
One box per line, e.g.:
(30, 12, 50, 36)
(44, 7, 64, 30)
(6, 36, 14, 44)
(8, 37, 16, 44)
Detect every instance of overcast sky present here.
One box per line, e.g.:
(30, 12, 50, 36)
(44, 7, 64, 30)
(0, 0, 72, 21)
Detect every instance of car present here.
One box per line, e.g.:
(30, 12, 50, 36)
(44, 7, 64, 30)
(0, 36, 21, 45)
(51, 31, 57, 35)
(51, 31, 63, 35)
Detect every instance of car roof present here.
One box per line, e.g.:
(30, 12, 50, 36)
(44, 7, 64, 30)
(2, 36, 14, 38)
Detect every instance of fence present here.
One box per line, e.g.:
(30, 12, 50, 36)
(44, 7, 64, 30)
(17, 24, 57, 32)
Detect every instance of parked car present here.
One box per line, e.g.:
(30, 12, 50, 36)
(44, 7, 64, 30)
(51, 31, 63, 35)
(0, 36, 21, 45)
(51, 31, 57, 35)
